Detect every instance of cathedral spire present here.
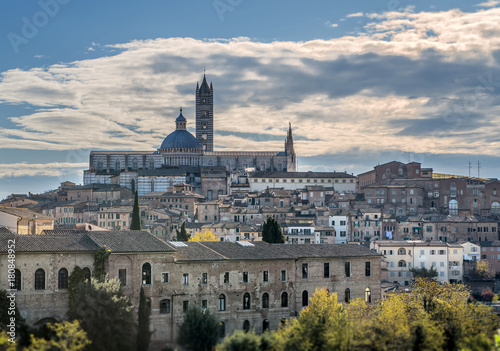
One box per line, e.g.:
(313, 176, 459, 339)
(285, 122, 296, 172)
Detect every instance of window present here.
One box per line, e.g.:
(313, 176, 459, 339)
(263, 319, 270, 332)
(398, 260, 407, 267)
(202, 273, 208, 284)
(182, 273, 189, 285)
(218, 294, 226, 311)
(262, 293, 269, 308)
(118, 269, 127, 286)
(345, 262, 351, 277)
(281, 270, 286, 281)
(365, 262, 371, 276)
(281, 292, 288, 307)
(57, 268, 68, 289)
(302, 263, 308, 279)
(243, 293, 251, 309)
(13, 269, 21, 290)
(345, 288, 351, 303)
(365, 288, 372, 303)
(160, 299, 170, 314)
(243, 320, 250, 332)
(142, 263, 151, 285)
(82, 267, 91, 281)
(302, 290, 309, 307)
(35, 269, 45, 290)
(243, 272, 248, 283)
(224, 272, 229, 284)
(183, 301, 189, 313)
(324, 263, 330, 278)
(263, 271, 269, 282)
(162, 272, 169, 283)
(449, 200, 458, 215)
(398, 248, 406, 255)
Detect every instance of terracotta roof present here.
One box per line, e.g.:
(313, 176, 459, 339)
(0, 206, 55, 220)
(0, 232, 99, 253)
(87, 230, 175, 253)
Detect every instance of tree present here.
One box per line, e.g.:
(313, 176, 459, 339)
(175, 222, 190, 241)
(28, 321, 91, 351)
(475, 260, 494, 279)
(410, 266, 438, 279)
(130, 190, 142, 230)
(178, 305, 219, 351)
(137, 286, 152, 351)
(0, 289, 28, 345)
(68, 266, 87, 318)
(188, 229, 217, 242)
(93, 247, 111, 282)
(262, 217, 285, 244)
(68, 275, 135, 351)
(217, 330, 274, 351)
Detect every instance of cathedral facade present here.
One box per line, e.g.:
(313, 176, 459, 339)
(83, 75, 296, 197)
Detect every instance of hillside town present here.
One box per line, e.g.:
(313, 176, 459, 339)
(1, 76, 499, 349)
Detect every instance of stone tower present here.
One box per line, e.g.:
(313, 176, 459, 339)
(285, 122, 297, 171)
(196, 74, 214, 152)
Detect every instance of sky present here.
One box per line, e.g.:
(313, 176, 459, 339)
(1, 0, 500, 200)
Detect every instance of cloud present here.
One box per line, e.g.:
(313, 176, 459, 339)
(475, 0, 500, 7)
(330, 23, 339, 28)
(0, 162, 88, 179)
(346, 12, 364, 18)
(0, 7, 499, 167)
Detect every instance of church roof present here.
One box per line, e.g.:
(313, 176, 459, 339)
(175, 110, 186, 122)
(160, 130, 201, 150)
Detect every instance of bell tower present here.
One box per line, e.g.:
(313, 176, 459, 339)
(285, 122, 297, 172)
(196, 74, 214, 152)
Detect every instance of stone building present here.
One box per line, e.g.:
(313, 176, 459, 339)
(0, 207, 55, 234)
(0, 228, 381, 348)
(83, 75, 296, 196)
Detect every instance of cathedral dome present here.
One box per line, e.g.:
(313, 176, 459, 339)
(159, 109, 201, 151)
(160, 130, 201, 150)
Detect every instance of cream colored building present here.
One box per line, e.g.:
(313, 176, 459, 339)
(0, 207, 54, 234)
(370, 240, 464, 285)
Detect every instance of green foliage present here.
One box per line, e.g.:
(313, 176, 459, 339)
(409, 266, 438, 279)
(175, 222, 190, 241)
(217, 330, 274, 351)
(68, 266, 86, 318)
(0, 289, 28, 345)
(137, 286, 152, 351)
(178, 305, 219, 351)
(130, 190, 142, 230)
(68, 275, 134, 351)
(262, 217, 285, 244)
(27, 320, 91, 351)
(93, 247, 111, 282)
(0, 330, 16, 351)
(271, 281, 498, 351)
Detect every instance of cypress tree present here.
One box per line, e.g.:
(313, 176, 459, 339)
(130, 190, 141, 230)
(262, 217, 285, 244)
(175, 222, 190, 241)
(137, 286, 152, 351)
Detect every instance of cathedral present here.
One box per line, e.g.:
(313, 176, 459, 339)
(83, 75, 296, 197)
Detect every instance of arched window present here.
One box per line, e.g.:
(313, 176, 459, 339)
(13, 269, 21, 290)
(281, 292, 288, 308)
(142, 263, 151, 285)
(97, 160, 103, 172)
(82, 267, 91, 281)
(262, 293, 269, 308)
(58, 268, 68, 289)
(115, 160, 120, 171)
(262, 319, 270, 332)
(345, 288, 350, 303)
(243, 293, 250, 310)
(219, 322, 225, 338)
(132, 158, 138, 170)
(218, 294, 226, 311)
(397, 248, 406, 255)
(398, 260, 407, 267)
(35, 269, 45, 290)
(302, 290, 309, 307)
(149, 161, 155, 170)
(160, 299, 170, 314)
(449, 200, 458, 215)
(492, 202, 500, 215)
(243, 320, 250, 332)
(207, 190, 213, 201)
(365, 287, 372, 303)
